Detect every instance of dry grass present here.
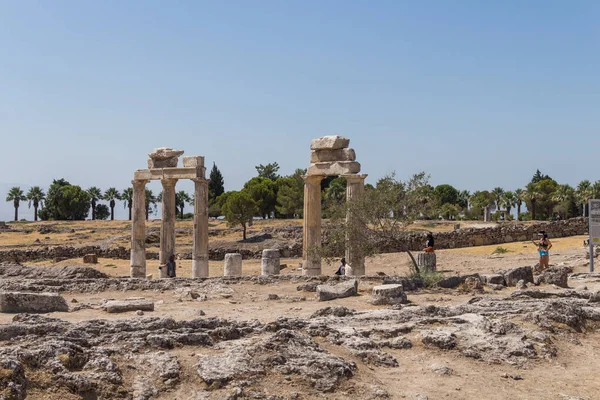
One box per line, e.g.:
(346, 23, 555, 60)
(442, 235, 588, 255)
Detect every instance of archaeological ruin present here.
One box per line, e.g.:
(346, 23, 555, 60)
(130, 148, 209, 279)
(303, 135, 367, 276)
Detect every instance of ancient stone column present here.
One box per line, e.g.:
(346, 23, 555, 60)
(224, 253, 242, 276)
(261, 249, 280, 275)
(344, 174, 367, 276)
(159, 178, 178, 278)
(130, 179, 148, 278)
(302, 175, 323, 276)
(192, 178, 210, 278)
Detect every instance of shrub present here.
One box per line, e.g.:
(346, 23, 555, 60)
(492, 246, 509, 254)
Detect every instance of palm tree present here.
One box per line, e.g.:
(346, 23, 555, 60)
(175, 191, 192, 219)
(6, 187, 26, 222)
(576, 180, 593, 216)
(87, 187, 102, 220)
(26, 186, 45, 221)
(525, 182, 541, 220)
(121, 188, 133, 220)
(145, 188, 157, 220)
(457, 190, 471, 210)
(103, 188, 121, 221)
(514, 188, 525, 216)
(552, 184, 575, 219)
(501, 191, 516, 216)
(491, 187, 505, 211)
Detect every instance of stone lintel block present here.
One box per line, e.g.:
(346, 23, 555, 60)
(307, 161, 361, 176)
(162, 167, 206, 180)
(182, 156, 205, 168)
(310, 135, 350, 151)
(134, 169, 165, 180)
(310, 148, 356, 163)
(148, 158, 178, 169)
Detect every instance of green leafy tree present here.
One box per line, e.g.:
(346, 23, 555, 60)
(57, 185, 91, 220)
(434, 184, 459, 206)
(531, 169, 550, 184)
(121, 188, 133, 220)
(524, 182, 541, 220)
(208, 162, 225, 203)
(38, 179, 71, 220)
(176, 191, 192, 219)
(525, 179, 558, 220)
(26, 186, 45, 222)
(276, 173, 304, 218)
(145, 188, 158, 220)
(255, 162, 280, 181)
(222, 191, 258, 240)
(469, 190, 495, 220)
(6, 187, 26, 222)
(94, 204, 110, 220)
(577, 180, 593, 217)
(324, 177, 347, 205)
(440, 203, 459, 220)
(103, 188, 121, 221)
(87, 187, 103, 220)
(243, 177, 276, 219)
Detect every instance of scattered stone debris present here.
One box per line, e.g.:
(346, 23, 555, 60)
(0, 291, 68, 313)
(317, 279, 358, 301)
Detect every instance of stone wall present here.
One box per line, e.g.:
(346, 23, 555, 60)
(0, 218, 588, 263)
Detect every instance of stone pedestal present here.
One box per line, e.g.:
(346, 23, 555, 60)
(417, 252, 437, 272)
(130, 180, 148, 278)
(224, 253, 242, 276)
(344, 174, 367, 276)
(192, 178, 209, 278)
(159, 179, 178, 278)
(302, 175, 323, 276)
(261, 249, 280, 275)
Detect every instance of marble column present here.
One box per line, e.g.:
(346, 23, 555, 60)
(130, 179, 148, 278)
(192, 178, 209, 278)
(159, 178, 178, 278)
(345, 174, 367, 276)
(302, 175, 323, 276)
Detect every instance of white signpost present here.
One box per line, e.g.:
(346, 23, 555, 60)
(588, 200, 600, 272)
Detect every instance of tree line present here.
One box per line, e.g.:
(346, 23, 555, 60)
(5, 167, 598, 232)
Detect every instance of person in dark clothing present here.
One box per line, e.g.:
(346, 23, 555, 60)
(166, 254, 176, 278)
(424, 233, 435, 253)
(335, 258, 346, 275)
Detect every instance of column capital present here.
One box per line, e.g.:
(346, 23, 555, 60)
(192, 178, 210, 184)
(160, 178, 178, 188)
(132, 179, 149, 186)
(341, 174, 368, 183)
(302, 175, 324, 184)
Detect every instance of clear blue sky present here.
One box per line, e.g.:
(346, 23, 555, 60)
(1, 0, 598, 220)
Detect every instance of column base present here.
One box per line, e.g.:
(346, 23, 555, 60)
(130, 265, 146, 278)
(192, 258, 209, 278)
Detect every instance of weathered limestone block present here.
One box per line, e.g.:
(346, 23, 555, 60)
(163, 167, 206, 180)
(261, 249, 280, 276)
(182, 156, 205, 168)
(148, 147, 184, 168)
(317, 279, 358, 301)
(134, 169, 163, 180)
(83, 254, 98, 264)
(0, 292, 68, 313)
(310, 135, 350, 150)
(104, 299, 154, 313)
(310, 148, 356, 163)
(224, 253, 242, 276)
(307, 161, 361, 176)
(464, 276, 483, 290)
(417, 252, 436, 272)
(481, 274, 505, 285)
(370, 284, 407, 305)
(503, 266, 534, 287)
(536, 266, 570, 288)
